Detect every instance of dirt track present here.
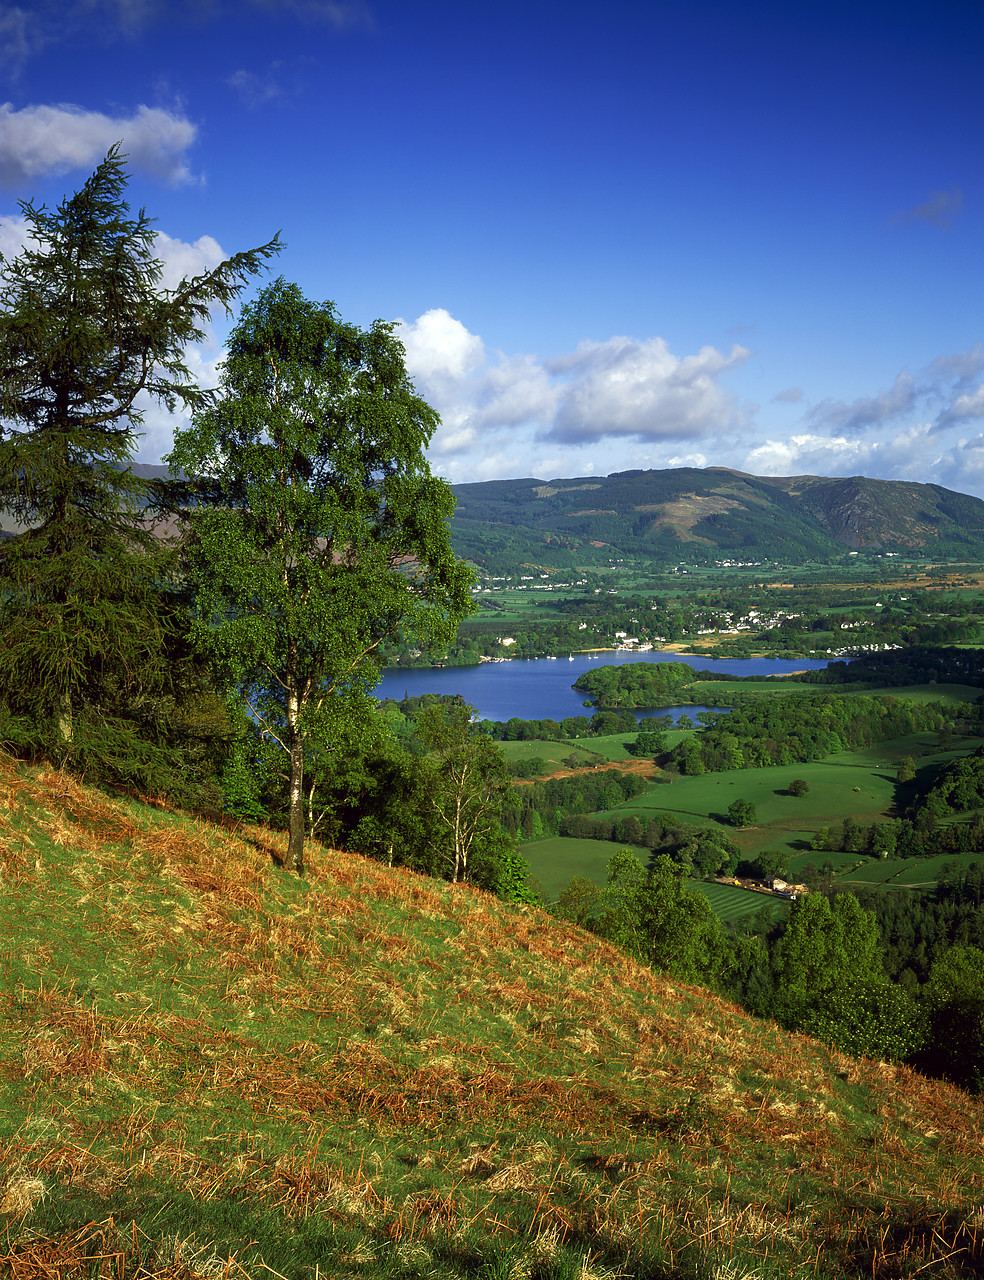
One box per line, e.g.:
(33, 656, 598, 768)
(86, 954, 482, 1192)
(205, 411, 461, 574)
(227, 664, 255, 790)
(514, 758, 661, 785)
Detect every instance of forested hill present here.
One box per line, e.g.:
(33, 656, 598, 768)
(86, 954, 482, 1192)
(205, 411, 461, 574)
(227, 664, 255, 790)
(448, 467, 984, 567)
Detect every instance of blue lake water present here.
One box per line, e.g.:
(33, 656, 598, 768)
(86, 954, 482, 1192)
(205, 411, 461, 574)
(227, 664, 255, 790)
(376, 651, 832, 724)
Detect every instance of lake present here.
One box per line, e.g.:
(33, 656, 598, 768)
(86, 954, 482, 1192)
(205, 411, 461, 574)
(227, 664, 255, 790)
(376, 651, 832, 723)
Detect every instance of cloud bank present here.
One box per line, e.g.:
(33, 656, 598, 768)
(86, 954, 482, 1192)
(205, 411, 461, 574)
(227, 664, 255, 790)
(395, 309, 749, 480)
(392, 310, 984, 497)
(0, 103, 197, 187)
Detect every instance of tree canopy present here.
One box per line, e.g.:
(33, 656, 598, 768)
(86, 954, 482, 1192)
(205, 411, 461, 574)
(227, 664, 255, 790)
(168, 277, 473, 873)
(0, 146, 279, 784)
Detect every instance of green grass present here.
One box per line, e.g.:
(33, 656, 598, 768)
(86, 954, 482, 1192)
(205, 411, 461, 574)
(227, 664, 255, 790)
(499, 734, 639, 773)
(520, 835, 645, 894)
(695, 881, 790, 924)
(862, 682, 984, 703)
(599, 758, 897, 830)
(3, 758, 984, 1280)
(836, 849, 984, 891)
(499, 738, 582, 770)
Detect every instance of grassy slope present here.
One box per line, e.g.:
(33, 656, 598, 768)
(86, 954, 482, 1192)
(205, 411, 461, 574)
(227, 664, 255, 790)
(2, 760, 984, 1279)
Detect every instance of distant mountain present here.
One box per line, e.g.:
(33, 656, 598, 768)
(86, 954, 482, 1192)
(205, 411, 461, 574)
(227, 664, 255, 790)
(448, 467, 984, 567)
(121, 462, 984, 568)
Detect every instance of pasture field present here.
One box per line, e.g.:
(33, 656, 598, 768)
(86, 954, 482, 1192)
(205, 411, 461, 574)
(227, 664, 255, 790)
(520, 835, 647, 896)
(500, 730, 693, 776)
(836, 849, 984, 892)
(687, 678, 816, 700)
(788, 848, 869, 875)
(499, 739, 590, 771)
(499, 733, 639, 773)
(825, 734, 984, 769)
(597, 758, 897, 831)
(861, 682, 984, 704)
(577, 732, 636, 761)
(695, 881, 789, 924)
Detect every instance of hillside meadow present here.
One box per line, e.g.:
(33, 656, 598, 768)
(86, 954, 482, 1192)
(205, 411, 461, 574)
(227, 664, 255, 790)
(2, 757, 984, 1278)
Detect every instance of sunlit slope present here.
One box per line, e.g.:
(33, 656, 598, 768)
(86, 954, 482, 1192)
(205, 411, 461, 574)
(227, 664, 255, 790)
(449, 468, 984, 566)
(1, 759, 983, 1279)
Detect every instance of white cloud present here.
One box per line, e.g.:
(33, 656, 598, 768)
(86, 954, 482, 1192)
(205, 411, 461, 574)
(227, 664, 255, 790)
(153, 231, 226, 290)
(743, 426, 952, 487)
(395, 310, 749, 478)
(547, 336, 750, 443)
(0, 209, 26, 260)
(0, 103, 197, 187)
(936, 384, 984, 428)
(1, 213, 227, 291)
(397, 308, 483, 382)
(0, 7, 33, 75)
(228, 67, 286, 108)
(927, 345, 984, 384)
(132, 338, 225, 463)
(808, 373, 919, 433)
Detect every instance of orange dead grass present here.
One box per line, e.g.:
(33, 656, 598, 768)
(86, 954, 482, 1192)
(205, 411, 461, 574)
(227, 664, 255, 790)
(2, 752, 984, 1276)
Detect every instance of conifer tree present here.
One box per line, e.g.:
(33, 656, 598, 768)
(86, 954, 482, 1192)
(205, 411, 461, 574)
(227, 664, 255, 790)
(0, 146, 279, 783)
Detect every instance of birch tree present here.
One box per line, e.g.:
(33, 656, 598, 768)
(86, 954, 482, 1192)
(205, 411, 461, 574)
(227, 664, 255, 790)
(168, 278, 472, 873)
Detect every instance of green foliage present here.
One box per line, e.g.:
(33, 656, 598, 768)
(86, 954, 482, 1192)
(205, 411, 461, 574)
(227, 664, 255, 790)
(727, 798, 756, 827)
(416, 701, 519, 885)
(750, 848, 789, 881)
(799, 979, 925, 1062)
(0, 147, 277, 792)
(774, 892, 888, 1046)
(565, 849, 730, 984)
(670, 690, 947, 776)
(575, 660, 722, 709)
(627, 727, 668, 758)
(788, 778, 809, 796)
(168, 278, 472, 872)
(912, 946, 984, 1092)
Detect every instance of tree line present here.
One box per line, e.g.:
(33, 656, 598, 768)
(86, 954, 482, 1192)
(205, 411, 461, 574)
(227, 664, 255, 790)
(554, 847, 984, 1093)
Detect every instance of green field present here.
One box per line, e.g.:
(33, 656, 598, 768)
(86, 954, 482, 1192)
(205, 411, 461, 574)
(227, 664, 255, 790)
(598, 758, 897, 829)
(695, 881, 789, 924)
(521, 835, 797, 922)
(836, 849, 984, 891)
(500, 729, 694, 776)
(499, 733, 638, 773)
(863, 682, 984, 703)
(521, 835, 647, 896)
(514, 718, 984, 911)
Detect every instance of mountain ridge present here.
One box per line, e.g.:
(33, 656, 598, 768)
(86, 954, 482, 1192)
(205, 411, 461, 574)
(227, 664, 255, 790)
(448, 467, 984, 566)
(121, 463, 984, 566)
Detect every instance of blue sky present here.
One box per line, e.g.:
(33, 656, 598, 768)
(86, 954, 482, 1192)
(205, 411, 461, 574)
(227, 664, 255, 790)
(1, 0, 983, 494)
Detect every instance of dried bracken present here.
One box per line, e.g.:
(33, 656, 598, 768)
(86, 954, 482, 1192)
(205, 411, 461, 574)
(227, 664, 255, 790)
(1, 755, 983, 1278)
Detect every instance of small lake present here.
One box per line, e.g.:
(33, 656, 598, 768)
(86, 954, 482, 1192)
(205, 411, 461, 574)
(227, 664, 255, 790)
(375, 651, 832, 724)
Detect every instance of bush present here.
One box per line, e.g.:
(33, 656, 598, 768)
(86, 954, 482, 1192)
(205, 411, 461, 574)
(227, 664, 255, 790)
(728, 798, 756, 827)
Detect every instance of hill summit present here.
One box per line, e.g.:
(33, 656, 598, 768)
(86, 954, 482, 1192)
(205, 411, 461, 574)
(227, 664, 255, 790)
(1, 758, 983, 1278)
